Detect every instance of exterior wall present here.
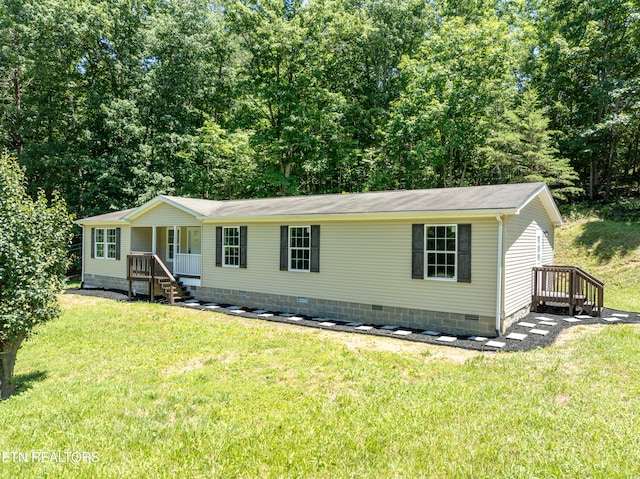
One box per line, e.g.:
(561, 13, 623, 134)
(200, 218, 499, 334)
(83, 274, 150, 295)
(131, 227, 152, 252)
(129, 202, 201, 227)
(193, 286, 496, 336)
(83, 225, 130, 280)
(503, 196, 555, 317)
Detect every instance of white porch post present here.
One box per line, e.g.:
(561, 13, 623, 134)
(173, 226, 178, 254)
(152, 226, 157, 255)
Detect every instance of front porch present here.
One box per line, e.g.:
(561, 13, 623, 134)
(131, 225, 201, 280)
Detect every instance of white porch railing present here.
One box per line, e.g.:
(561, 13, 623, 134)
(174, 253, 201, 276)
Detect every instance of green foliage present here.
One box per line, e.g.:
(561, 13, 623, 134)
(1, 294, 640, 476)
(0, 153, 73, 396)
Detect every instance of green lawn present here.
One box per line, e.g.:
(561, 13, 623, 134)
(555, 216, 640, 312)
(1, 294, 639, 478)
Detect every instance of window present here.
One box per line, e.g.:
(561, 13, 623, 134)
(425, 225, 457, 279)
(223, 227, 240, 267)
(167, 229, 180, 261)
(289, 226, 311, 271)
(94, 228, 117, 260)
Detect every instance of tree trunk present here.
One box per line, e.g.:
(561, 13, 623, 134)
(0, 338, 24, 399)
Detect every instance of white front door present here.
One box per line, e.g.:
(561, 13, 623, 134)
(187, 228, 201, 255)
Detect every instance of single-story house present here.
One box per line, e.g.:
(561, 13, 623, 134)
(77, 182, 564, 337)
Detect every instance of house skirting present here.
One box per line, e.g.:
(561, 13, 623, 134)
(192, 285, 497, 337)
(83, 274, 150, 295)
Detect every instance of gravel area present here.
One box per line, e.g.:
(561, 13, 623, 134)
(65, 288, 640, 352)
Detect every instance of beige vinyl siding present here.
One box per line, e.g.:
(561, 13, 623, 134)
(83, 225, 130, 279)
(202, 218, 498, 317)
(503, 196, 555, 316)
(131, 227, 152, 252)
(129, 202, 201, 227)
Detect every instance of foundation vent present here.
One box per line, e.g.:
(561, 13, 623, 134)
(297, 297, 309, 303)
(464, 314, 480, 322)
(371, 305, 384, 311)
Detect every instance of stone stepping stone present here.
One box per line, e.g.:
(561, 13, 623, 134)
(538, 321, 557, 326)
(228, 310, 246, 314)
(517, 322, 537, 328)
(505, 332, 527, 341)
(421, 330, 441, 336)
(469, 336, 488, 342)
(485, 340, 506, 348)
(562, 317, 582, 323)
(575, 315, 592, 319)
(184, 303, 200, 307)
(280, 313, 295, 317)
(227, 306, 243, 310)
(184, 299, 200, 303)
(534, 316, 551, 321)
(603, 317, 621, 322)
(530, 329, 550, 336)
(288, 316, 303, 321)
(345, 322, 363, 327)
(252, 310, 268, 314)
(355, 325, 373, 331)
(312, 317, 333, 322)
(204, 305, 220, 309)
(436, 336, 457, 343)
(318, 321, 336, 326)
(257, 313, 274, 318)
(202, 303, 218, 306)
(380, 325, 399, 330)
(393, 330, 412, 336)
(612, 313, 629, 318)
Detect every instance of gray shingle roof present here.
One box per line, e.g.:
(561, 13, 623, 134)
(78, 183, 556, 223)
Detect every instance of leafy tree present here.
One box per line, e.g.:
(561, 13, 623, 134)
(481, 89, 581, 199)
(0, 153, 73, 399)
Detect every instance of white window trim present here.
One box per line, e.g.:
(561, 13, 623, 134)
(289, 225, 311, 272)
(222, 226, 241, 268)
(424, 224, 457, 281)
(166, 228, 180, 262)
(94, 227, 117, 260)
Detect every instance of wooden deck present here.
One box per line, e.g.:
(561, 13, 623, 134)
(127, 254, 193, 304)
(532, 265, 604, 316)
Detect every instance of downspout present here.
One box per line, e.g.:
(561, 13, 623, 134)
(81, 225, 86, 288)
(496, 214, 503, 336)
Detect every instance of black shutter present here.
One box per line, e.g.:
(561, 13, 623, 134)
(280, 226, 289, 271)
(457, 224, 471, 283)
(215, 226, 222, 267)
(115, 227, 121, 260)
(310, 225, 320, 273)
(90, 227, 95, 259)
(412, 224, 424, 279)
(240, 226, 248, 269)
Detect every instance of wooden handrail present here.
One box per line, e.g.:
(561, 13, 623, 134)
(532, 265, 604, 316)
(127, 254, 177, 304)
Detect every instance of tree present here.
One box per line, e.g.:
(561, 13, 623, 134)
(481, 89, 581, 199)
(0, 153, 73, 399)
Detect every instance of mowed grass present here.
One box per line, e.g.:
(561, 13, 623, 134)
(555, 216, 640, 311)
(1, 295, 639, 478)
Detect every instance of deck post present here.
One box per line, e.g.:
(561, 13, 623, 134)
(150, 257, 155, 301)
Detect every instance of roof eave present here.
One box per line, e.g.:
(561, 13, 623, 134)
(122, 195, 206, 221)
(515, 183, 563, 226)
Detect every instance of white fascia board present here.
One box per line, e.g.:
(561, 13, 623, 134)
(201, 209, 519, 224)
(122, 195, 205, 221)
(75, 219, 129, 226)
(515, 184, 563, 226)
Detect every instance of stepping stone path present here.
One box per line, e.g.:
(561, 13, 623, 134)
(229, 310, 246, 314)
(227, 306, 242, 310)
(436, 336, 457, 343)
(288, 316, 303, 321)
(393, 330, 412, 336)
(539, 321, 557, 326)
(421, 330, 441, 336)
(562, 317, 582, 323)
(252, 310, 268, 314)
(355, 325, 373, 331)
(506, 332, 527, 341)
(603, 317, 621, 322)
(530, 329, 550, 336)
(612, 313, 629, 318)
(575, 315, 592, 319)
(469, 336, 488, 342)
(280, 313, 295, 317)
(517, 322, 537, 328)
(485, 340, 506, 349)
(319, 321, 336, 326)
(258, 313, 274, 318)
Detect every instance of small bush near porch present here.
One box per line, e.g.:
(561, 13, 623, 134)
(0, 294, 639, 478)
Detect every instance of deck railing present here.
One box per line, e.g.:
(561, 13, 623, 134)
(532, 265, 604, 316)
(174, 253, 201, 276)
(127, 254, 177, 303)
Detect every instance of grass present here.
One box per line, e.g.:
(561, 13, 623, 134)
(555, 214, 640, 311)
(1, 294, 640, 478)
